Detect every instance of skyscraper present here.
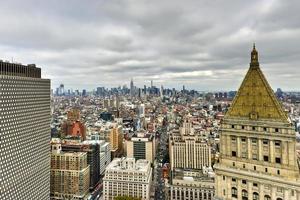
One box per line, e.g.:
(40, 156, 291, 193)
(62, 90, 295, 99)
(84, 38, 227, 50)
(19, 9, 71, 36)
(59, 83, 64, 96)
(0, 61, 50, 199)
(214, 45, 300, 200)
(160, 85, 164, 98)
(130, 78, 134, 97)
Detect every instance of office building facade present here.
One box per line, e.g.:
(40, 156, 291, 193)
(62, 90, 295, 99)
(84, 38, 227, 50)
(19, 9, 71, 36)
(0, 61, 50, 199)
(103, 157, 152, 200)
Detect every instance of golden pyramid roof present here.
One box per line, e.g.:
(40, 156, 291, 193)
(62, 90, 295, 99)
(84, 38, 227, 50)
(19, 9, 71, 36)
(225, 44, 289, 122)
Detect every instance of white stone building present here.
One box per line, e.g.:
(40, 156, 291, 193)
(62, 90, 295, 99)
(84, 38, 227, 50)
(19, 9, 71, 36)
(169, 119, 212, 170)
(103, 157, 152, 200)
(170, 169, 215, 200)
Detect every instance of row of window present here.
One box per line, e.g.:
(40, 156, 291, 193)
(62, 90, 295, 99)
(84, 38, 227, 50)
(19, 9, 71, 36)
(231, 124, 281, 133)
(231, 162, 281, 175)
(230, 187, 283, 200)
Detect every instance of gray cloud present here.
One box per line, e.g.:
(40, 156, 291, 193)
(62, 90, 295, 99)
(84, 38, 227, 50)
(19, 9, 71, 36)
(0, 0, 299, 91)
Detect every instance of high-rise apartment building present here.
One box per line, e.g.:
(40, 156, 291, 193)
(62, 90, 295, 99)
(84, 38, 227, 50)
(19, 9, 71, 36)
(103, 157, 152, 200)
(50, 143, 90, 200)
(61, 141, 101, 190)
(110, 125, 124, 157)
(214, 46, 300, 200)
(0, 61, 50, 199)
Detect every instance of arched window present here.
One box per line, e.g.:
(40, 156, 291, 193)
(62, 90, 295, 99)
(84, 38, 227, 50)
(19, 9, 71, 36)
(242, 189, 248, 200)
(232, 187, 238, 198)
(264, 195, 271, 200)
(253, 192, 259, 200)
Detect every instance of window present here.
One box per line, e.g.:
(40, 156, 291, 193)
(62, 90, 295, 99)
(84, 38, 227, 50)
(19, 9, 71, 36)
(243, 164, 245, 168)
(232, 178, 236, 182)
(264, 156, 269, 162)
(277, 188, 283, 193)
(263, 127, 267, 131)
(241, 138, 246, 142)
(263, 140, 268, 145)
(233, 162, 235, 167)
(252, 139, 257, 144)
(275, 128, 279, 132)
(242, 125, 245, 129)
(264, 195, 271, 200)
(232, 187, 237, 198)
(276, 157, 281, 164)
(277, 170, 280, 175)
(252, 154, 257, 160)
(253, 183, 258, 187)
(232, 151, 237, 157)
(252, 126, 256, 131)
(253, 192, 259, 200)
(242, 180, 247, 184)
(265, 168, 268, 172)
(223, 176, 225, 180)
(242, 190, 248, 200)
(254, 166, 256, 170)
(275, 141, 281, 147)
(242, 152, 247, 158)
(232, 125, 235, 129)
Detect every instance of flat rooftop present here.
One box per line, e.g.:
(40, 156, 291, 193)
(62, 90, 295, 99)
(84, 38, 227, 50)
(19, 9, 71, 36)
(106, 157, 150, 172)
(0, 60, 41, 78)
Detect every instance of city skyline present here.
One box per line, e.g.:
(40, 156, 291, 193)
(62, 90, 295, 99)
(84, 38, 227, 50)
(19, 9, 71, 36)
(0, 1, 300, 90)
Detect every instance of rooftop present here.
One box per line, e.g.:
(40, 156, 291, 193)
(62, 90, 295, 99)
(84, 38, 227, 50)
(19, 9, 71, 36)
(106, 157, 150, 172)
(0, 60, 41, 78)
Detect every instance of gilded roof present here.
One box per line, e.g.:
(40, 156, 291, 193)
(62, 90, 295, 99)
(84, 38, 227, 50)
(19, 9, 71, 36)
(225, 45, 289, 122)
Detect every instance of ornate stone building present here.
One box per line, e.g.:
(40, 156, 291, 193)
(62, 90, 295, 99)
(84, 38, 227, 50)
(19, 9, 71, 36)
(103, 157, 152, 200)
(214, 45, 300, 200)
(169, 118, 212, 170)
(170, 169, 215, 200)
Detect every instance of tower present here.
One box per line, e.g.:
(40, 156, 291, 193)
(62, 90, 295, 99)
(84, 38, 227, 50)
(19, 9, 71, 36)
(0, 61, 50, 199)
(214, 45, 300, 200)
(59, 83, 64, 96)
(130, 78, 134, 97)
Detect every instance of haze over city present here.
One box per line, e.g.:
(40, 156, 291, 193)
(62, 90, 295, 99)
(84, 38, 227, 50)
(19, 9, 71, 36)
(0, 0, 299, 90)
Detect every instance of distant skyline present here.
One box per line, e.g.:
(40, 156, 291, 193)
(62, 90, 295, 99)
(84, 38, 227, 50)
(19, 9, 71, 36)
(0, 0, 300, 91)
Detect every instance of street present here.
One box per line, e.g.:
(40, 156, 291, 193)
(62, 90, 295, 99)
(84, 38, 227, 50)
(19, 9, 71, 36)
(154, 126, 169, 200)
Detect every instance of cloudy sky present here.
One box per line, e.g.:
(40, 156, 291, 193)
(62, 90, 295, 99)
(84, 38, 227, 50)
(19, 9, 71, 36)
(0, 0, 299, 91)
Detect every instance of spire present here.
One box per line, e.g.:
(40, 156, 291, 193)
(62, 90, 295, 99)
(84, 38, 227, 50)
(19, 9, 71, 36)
(250, 43, 259, 67)
(225, 45, 289, 123)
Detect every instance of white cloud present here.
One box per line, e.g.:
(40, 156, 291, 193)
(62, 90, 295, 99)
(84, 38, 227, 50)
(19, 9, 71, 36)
(0, 0, 299, 91)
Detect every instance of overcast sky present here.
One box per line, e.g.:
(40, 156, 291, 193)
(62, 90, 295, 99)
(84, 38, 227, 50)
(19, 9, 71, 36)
(0, 0, 299, 91)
